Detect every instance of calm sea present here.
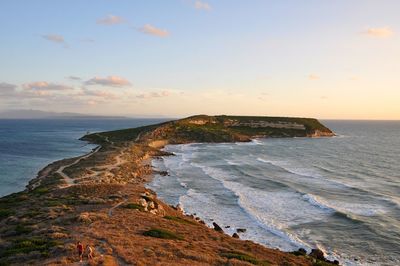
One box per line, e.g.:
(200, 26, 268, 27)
(148, 121, 400, 266)
(0, 118, 168, 197)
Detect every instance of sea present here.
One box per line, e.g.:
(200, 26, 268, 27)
(0, 118, 168, 197)
(147, 121, 400, 266)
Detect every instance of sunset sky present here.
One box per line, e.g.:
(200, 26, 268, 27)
(0, 0, 399, 119)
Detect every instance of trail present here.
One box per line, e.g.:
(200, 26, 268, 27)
(56, 146, 101, 187)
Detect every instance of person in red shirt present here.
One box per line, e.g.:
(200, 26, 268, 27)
(76, 241, 84, 262)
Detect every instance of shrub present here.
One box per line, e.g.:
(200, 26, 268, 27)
(221, 251, 270, 266)
(123, 203, 144, 211)
(0, 209, 14, 219)
(1, 237, 58, 257)
(143, 228, 183, 240)
(164, 216, 197, 225)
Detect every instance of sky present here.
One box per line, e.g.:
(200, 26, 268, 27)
(0, 0, 399, 119)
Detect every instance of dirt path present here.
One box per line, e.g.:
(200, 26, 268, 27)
(56, 146, 102, 187)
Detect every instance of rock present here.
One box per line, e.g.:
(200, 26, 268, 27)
(159, 171, 169, 176)
(333, 260, 339, 265)
(297, 248, 307, 256)
(176, 204, 183, 212)
(138, 198, 147, 207)
(225, 225, 231, 228)
(232, 233, 240, 239)
(212, 222, 223, 233)
(147, 201, 155, 210)
(310, 248, 325, 261)
(236, 228, 246, 233)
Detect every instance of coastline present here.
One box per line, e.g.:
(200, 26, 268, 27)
(0, 116, 338, 265)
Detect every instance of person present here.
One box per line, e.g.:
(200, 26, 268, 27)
(76, 241, 84, 262)
(86, 244, 94, 260)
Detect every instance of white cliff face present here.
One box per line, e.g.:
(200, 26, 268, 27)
(308, 130, 335, 137)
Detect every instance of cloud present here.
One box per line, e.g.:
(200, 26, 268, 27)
(0, 82, 17, 96)
(23, 81, 74, 91)
(136, 90, 171, 99)
(363, 27, 394, 38)
(195, 0, 211, 10)
(81, 88, 117, 99)
(85, 76, 131, 87)
(97, 15, 125, 25)
(42, 34, 65, 43)
(308, 74, 320, 80)
(138, 24, 170, 37)
(67, 76, 82, 81)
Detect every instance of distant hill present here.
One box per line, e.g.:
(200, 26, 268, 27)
(0, 109, 126, 119)
(83, 114, 335, 144)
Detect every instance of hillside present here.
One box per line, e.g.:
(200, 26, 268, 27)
(83, 115, 334, 144)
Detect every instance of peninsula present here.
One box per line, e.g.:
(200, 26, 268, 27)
(0, 115, 336, 265)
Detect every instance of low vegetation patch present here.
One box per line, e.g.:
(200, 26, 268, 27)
(0, 237, 59, 258)
(32, 187, 50, 196)
(0, 208, 14, 220)
(164, 215, 197, 225)
(221, 251, 270, 266)
(143, 228, 183, 240)
(123, 203, 145, 211)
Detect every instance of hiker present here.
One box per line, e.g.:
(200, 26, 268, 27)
(76, 241, 84, 262)
(86, 244, 94, 260)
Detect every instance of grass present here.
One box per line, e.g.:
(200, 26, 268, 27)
(123, 203, 145, 211)
(0, 209, 14, 220)
(32, 187, 50, 196)
(221, 251, 270, 266)
(164, 216, 197, 225)
(143, 228, 183, 240)
(0, 237, 59, 258)
(14, 225, 33, 235)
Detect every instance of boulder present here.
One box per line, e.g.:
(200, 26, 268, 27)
(212, 222, 224, 233)
(297, 248, 307, 256)
(232, 233, 240, 239)
(236, 228, 246, 233)
(310, 248, 325, 261)
(147, 201, 155, 210)
(138, 198, 147, 207)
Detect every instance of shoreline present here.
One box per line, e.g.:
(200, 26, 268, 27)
(0, 116, 338, 265)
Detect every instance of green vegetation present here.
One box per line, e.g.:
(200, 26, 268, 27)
(82, 115, 333, 146)
(221, 251, 270, 265)
(143, 228, 183, 240)
(0, 237, 59, 258)
(14, 225, 33, 235)
(123, 203, 145, 211)
(0, 209, 14, 220)
(164, 215, 197, 225)
(32, 187, 50, 196)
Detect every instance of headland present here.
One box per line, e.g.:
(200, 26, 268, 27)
(0, 115, 337, 265)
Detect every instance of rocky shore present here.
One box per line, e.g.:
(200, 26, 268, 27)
(0, 115, 337, 265)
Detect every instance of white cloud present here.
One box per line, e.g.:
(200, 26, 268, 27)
(67, 76, 82, 81)
(97, 15, 125, 25)
(0, 82, 17, 96)
(363, 27, 394, 38)
(308, 74, 320, 80)
(136, 90, 172, 99)
(81, 88, 118, 99)
(23, 81, 74, 91)
(42, 34, 65, 43)
(195, 1, 211, 10)
(85, 76, 132, 87)
(138, 24, 170, 37)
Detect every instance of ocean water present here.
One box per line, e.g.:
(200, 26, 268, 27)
(0, 118, 168, 197)
(148, 121, 400, 265)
